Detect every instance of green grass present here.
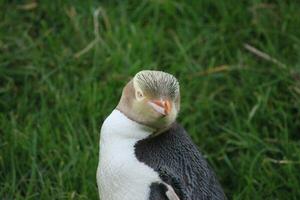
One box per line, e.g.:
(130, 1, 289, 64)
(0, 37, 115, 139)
(1, 0, 300, 199)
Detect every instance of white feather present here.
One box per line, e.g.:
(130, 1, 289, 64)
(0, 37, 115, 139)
(97, 110, 161, 200)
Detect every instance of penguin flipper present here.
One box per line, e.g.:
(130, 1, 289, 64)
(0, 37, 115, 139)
(157, 166, 187, 199)
(149, 182, 180, 200)
(163, 182, 180, 200)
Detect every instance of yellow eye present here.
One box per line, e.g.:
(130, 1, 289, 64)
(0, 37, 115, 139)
(136, 90, 144, 100)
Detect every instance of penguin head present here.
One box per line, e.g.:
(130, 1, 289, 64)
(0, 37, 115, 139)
(117, 70, 180, 131)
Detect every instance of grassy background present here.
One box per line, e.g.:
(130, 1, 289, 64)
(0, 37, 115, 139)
(1, 0, 300, 199)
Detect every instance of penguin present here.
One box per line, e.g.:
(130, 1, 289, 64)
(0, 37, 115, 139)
(97, 70, 226, 200)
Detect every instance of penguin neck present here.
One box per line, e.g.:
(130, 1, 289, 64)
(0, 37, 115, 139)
(101, 109, 155, 141)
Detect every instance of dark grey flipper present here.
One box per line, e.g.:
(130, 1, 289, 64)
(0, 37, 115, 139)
(135, 123, 226, 200)
(149, 182, 169, 200)
(157, 166, 188, 199)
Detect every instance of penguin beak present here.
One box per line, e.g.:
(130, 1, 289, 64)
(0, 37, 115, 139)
(148, 99, 171, 116)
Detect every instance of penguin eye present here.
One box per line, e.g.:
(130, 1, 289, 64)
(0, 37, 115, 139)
(136, 90, 144, 100)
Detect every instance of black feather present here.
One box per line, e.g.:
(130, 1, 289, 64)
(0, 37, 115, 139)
(134, 123, 227, 200)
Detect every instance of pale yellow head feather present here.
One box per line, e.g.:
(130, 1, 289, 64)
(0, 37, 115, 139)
(117, 70, 180, 132)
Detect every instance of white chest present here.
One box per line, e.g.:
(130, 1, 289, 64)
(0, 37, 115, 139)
(96, 110, 161, 200)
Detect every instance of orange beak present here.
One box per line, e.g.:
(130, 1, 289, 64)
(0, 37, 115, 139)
(148, 99, 171, 116)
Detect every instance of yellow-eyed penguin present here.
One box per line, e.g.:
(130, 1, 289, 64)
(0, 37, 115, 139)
(97, 70, 226, 200)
